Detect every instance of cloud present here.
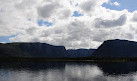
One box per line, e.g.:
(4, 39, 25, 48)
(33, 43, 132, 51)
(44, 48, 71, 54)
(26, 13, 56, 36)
(80, 0, 97, 12)
(94, 14, 127, 28)
(37, 3, 60, 19)
(59, 9, 71, 19)
(108, 1, 120, 6)
(113, 2, 120, 6)
(26, 27, 38, 35)
(78, 0, 109, 14)
(0, 0, 137, 49)
(132, 12, 137, 22)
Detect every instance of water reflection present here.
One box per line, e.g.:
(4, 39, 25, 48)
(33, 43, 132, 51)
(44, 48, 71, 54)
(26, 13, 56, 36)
(0, 62, 137, 81)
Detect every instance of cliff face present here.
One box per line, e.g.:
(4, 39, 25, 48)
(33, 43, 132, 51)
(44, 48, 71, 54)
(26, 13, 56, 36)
(92, 39, 137, 58)
(67, 49, 95, 58)
(0, 43, 67, 58)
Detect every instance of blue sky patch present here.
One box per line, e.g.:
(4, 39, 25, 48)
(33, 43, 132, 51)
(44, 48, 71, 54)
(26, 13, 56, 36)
(72, 11, 83, 17)
(0, 35, 17, 43)
(102, 0, 137, 12)
(38, 19, 53, 27)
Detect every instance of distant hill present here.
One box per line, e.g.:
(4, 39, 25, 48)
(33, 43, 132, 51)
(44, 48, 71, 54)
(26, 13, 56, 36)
(92, 39, 137, 58)
(0, 42, 67, 58)
(67, 49, 96, 58)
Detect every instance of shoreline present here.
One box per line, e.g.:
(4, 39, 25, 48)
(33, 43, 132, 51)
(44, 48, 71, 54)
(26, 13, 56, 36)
(1, 57, 137, 62)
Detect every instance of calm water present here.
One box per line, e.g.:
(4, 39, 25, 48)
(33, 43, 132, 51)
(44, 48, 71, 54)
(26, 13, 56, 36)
(0, 62, 137, 81)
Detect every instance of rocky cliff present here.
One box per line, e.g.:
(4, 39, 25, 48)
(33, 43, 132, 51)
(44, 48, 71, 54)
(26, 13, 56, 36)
(0, 42, 67, 58)
(92, 39, 137, 58)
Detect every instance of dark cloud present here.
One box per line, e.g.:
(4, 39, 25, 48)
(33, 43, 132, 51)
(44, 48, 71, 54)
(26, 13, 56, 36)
(37, 3, 59, 18)
(80, 1, 97, 12)
(26, 27, 37, 35)
(95, 14, 127, 28)
(59, 10, 71, 19)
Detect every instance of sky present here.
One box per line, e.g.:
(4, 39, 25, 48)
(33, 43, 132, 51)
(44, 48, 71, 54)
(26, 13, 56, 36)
(0, 0, 137, 49)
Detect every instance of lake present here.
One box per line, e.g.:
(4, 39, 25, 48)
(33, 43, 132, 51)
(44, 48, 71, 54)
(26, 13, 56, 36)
(0, 61, 137, 81)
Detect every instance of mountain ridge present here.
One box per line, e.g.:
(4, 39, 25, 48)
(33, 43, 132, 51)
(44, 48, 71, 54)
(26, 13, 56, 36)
(92, 39, 137, 58)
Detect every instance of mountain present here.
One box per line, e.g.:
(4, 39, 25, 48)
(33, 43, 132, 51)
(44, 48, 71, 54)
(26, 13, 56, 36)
(92, 39, 137, 58)
(0, 42, 67, 58)
(0, 42, 96, 59)
(67, 49, 96, 58)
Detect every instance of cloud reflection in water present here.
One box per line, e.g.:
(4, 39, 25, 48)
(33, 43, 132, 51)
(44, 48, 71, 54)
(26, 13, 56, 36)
(0, 64, 137, 81)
